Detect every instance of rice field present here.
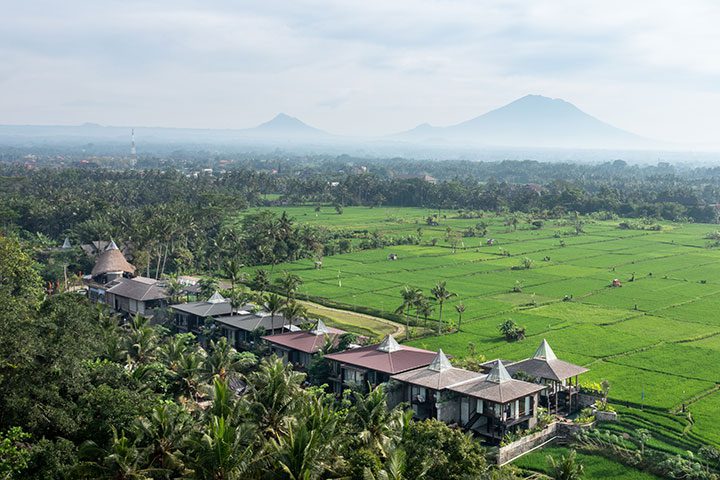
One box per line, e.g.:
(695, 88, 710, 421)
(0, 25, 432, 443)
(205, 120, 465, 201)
(240, 206, 720, 447)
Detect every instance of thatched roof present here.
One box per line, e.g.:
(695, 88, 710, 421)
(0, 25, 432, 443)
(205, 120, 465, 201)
(91, 243, 135, 276)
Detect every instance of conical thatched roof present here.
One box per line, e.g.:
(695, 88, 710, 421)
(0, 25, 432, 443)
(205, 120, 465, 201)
(91, 244, 135, 276)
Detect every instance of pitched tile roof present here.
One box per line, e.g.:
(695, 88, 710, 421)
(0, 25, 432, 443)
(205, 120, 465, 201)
(261, 321, 347, 354)
(325, 335, 436, 375)
(391, 350, 482, 390)
(447, 361, 545, 404)
(505, 339, 588, 381)
(105, 276, 170, 302)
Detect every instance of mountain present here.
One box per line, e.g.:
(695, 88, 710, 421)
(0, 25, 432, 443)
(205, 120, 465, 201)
(240, 113, 331, 139)
(396, 95, 652, 149)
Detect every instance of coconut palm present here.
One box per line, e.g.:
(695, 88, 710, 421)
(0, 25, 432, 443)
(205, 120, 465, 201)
(395, 286, 421, 340)
(454, 302, 466, 332)
(281, 301, 308, 331)
(547, 449, 584, 480)
(270, 398, 339, 480)
(133, 403, 192, 476)
(430, 282, 456, 335)
(123, 314, 160, 366)
(265, 293, 285, 333)
(417, 299, 434, 329)
(349, 385, 404, 457)
(246, 356, 306, 439)
(185, 415, 256, 480)
(223, 259, 245, 290)
(77, 428, 158, 480)
(276, 271, 303, 301)
(202, 337, 241, 382)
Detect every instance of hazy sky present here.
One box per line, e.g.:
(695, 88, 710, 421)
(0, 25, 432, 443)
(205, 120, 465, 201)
(2, 0, 720, 144)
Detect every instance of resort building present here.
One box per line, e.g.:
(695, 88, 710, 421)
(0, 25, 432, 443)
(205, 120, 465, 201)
(391, 352, 546, 443)
(104, 276, 170, 317)
(324, 335, 437, 394)
(171, 291, 233, 335)
(390, 349, 480, 421)
(214, 309, 300, 350)
(447, 360, 545, 442)
(85, 240, 136, 303)
(262, 319, 347, 369)
(505, 339, 588, 414)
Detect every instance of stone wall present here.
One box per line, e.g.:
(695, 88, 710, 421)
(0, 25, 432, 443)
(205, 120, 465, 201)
(578, 393, 599, 407)
(496, 421, 590, 465)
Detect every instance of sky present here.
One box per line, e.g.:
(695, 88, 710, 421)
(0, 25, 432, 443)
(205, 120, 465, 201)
(2, 0, 720, 144)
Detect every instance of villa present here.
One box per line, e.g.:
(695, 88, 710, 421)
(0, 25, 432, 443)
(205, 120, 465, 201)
(262, 319, 347, 369)
(505, 339, 588, 414)
(324, 335, 437, 394)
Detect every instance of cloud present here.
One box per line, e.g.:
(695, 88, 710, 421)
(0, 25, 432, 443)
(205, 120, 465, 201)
(1, 0, 720, 143)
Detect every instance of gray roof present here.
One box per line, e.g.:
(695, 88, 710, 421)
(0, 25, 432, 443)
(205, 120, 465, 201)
(391, 350, 482, 390)
(448, 372, 545, 404)
(171, 299, 233, 318)
(505, 358, 588, 382)
(214, 311, 300, 332)
(505, 339, 588, 381)
(105, 276, 170, 302)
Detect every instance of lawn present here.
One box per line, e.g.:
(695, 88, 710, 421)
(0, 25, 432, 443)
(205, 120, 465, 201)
(237, 206, 720, 447)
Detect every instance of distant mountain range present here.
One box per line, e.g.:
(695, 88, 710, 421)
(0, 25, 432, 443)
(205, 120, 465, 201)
(0, 95, 657, 150)
(395, 95, 651, 148)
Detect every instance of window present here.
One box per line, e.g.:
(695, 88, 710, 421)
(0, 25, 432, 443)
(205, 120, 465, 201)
(476, 399, 484, 414)
(411, 386, 427, 402)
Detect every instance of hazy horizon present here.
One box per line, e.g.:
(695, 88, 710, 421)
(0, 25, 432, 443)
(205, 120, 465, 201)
(3, 1, 720, 146)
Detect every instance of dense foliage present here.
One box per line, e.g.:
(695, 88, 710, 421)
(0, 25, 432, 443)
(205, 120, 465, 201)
(0, 235, 519, 479)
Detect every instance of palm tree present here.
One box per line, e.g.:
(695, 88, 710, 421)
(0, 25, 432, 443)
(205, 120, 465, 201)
(276, 271, 303, 301)
(77, 428, 157, 480)
(349, 385, 404, 457)
(281, 301, 308, 331)
(395, 286, 421, 340)
(270, 398, 338, 480)
(547, 449, 584, 480)
(246, 357, 305, 439)
(198, 277, 219, 300)
(430, 282, 456, 335)
(417, 299, 434, 329)
(253, 269, 270, 295)
(185, 416, 255, 480)
(454, 302, 466, 332)
(202, 337, 246, 382)
(223, 258, 245, 290)
(265, 293, 285, 333)
(133, 403, 191, 476)
(363, 447, 427, 480)
(123, 314, 160, 366)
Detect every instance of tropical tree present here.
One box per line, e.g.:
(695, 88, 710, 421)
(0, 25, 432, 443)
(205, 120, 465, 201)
(132, 403, 191, 476)
(198, 277, 220, 300)
(185, 416, 256, 480)
(417, 299, 434, 329)
(281, 301, 308, 331)
(547, 449, 584, 480)
(246, 357, 306, 439)
(222, 259, 245, 290)
(269, 398, 339, 480)
(498, 319, 526, 341)
(123, 314, 160, 366)
(265, 293, 285, 333)
(277, 271, 303, 301)
(253, 269, 270, 295)
(77, 428, 156, 480)
(348, 385, 404, 457)
(395, 286, 421, 340)
(430, 282, 456, 335)
(454, 302, 466, 332)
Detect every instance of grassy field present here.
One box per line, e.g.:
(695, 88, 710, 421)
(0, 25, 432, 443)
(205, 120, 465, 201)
(513, 446, 660, 479)
(239, 206, 720, 448)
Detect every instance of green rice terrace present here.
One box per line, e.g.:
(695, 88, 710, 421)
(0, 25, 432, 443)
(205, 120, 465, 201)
(238, 205, 720, 451)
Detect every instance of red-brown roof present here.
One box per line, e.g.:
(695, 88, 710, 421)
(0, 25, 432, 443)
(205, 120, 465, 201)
(325, 340, 437, 374)
(262, 326, 346, 354)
